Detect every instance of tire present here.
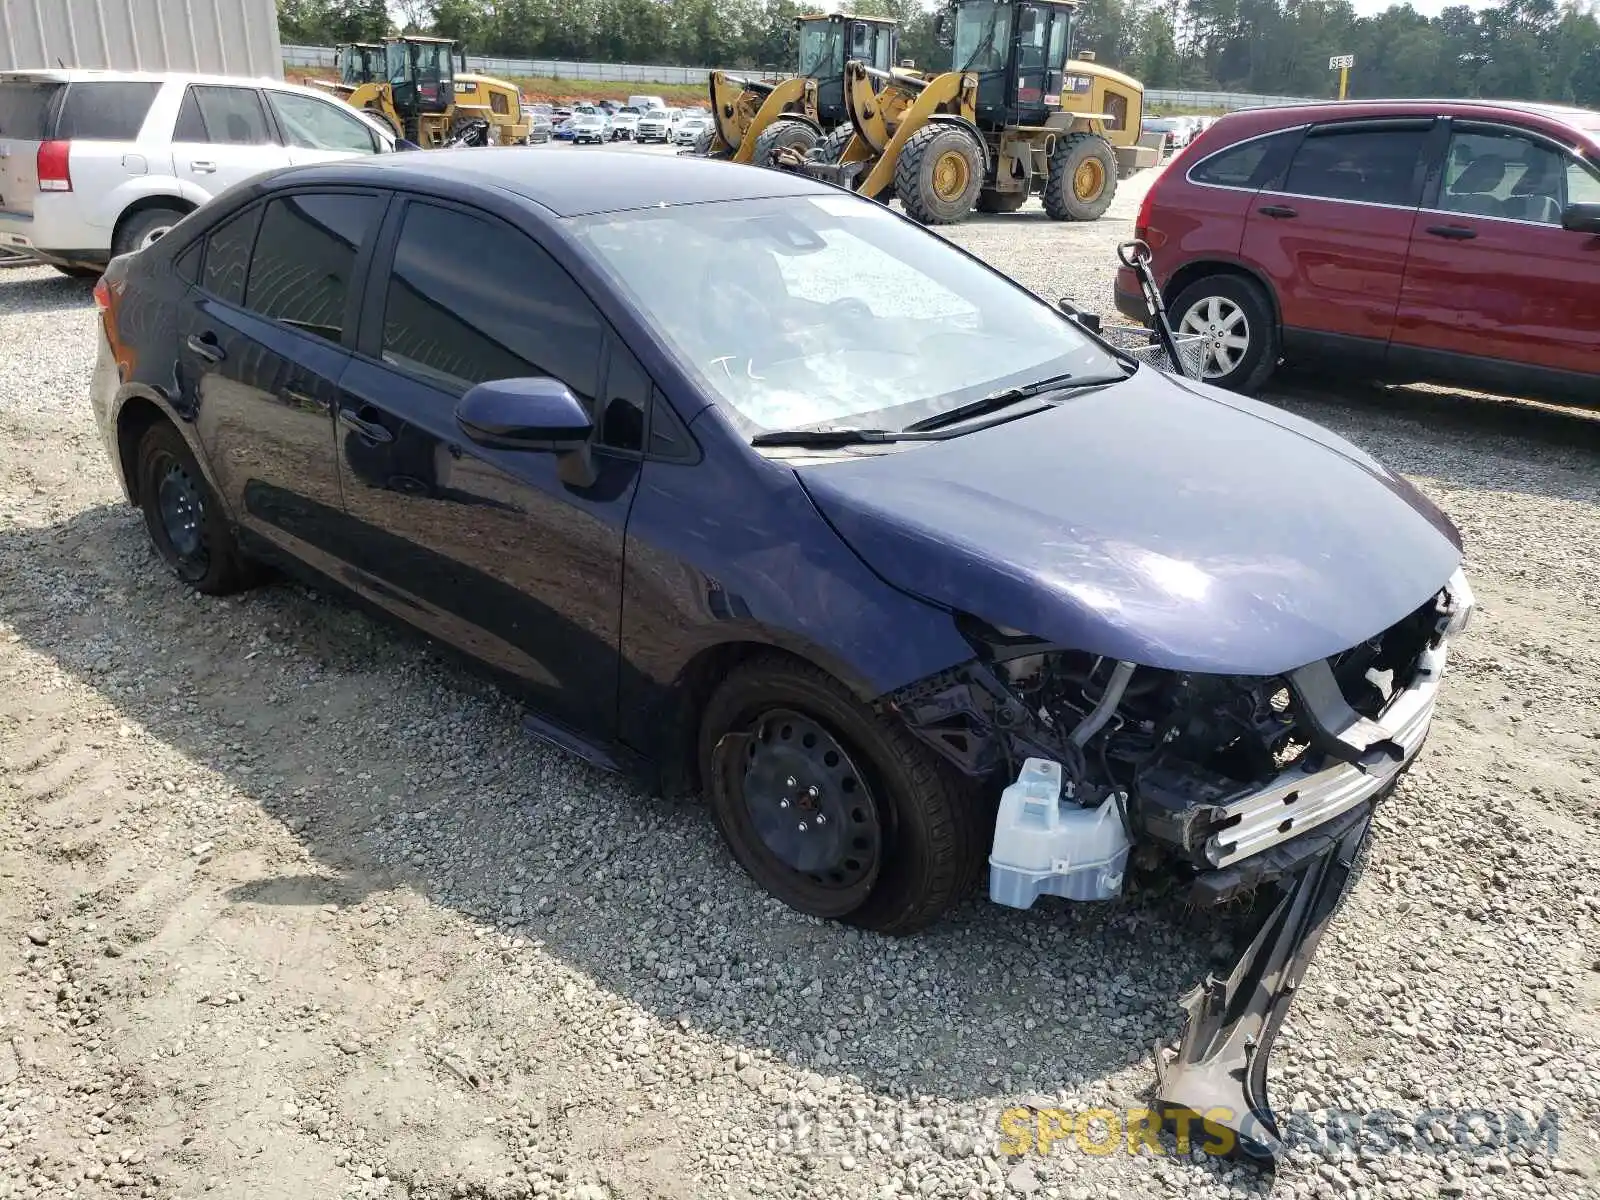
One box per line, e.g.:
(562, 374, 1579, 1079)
(975, 188, 1027, 213)
(112, 206, 188, 257)
(818, 125, 852, 163)
(135, 421, 255, 595)
(1168, 273, 1281, 394)
(693, 127, 714, 156)
(53, 264, 102, 280)
(699, 655, 983, 935)
(751, 117, 819, 168)
(1043, 132, 1118, 222)
(894, 123, 984, 225)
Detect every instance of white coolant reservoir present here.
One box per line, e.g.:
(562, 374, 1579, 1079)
(989, 757, 1132, 909)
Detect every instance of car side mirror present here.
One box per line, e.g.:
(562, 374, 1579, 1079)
(1562, 202, 1600, 234)
(455, 377, 592, 452)
(1056, 297, 1102, 334)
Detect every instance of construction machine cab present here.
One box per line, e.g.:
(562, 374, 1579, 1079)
(336, 42, 385, 88)
(796, 13, 899, 126)
(957, 0, 1076, 125)
(384, 36, 458, 140)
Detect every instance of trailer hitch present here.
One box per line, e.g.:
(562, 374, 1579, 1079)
(1155, 806, 1374, 1163)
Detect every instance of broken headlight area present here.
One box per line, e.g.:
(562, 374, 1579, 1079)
(884, 581, 1463, 904)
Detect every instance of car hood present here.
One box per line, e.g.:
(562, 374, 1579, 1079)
(795, 370, 1462, 676)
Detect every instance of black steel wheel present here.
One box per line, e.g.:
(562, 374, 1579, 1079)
(701, 655, 984, 934)
(135, 420, 255, 595)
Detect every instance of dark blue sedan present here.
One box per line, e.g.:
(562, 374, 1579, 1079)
(90, 148, 1473, 1156)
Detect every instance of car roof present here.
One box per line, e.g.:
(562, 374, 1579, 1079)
(283, 146, 838, 217)
(0, 68, 352, 105)
(1228, 97, 1600, 142)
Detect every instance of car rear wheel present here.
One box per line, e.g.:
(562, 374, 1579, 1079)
(1169, 274, 1280, 394)
(113, 206, 188, 257)
(136, 421, 255, 595)
(700, 655, 982, 935)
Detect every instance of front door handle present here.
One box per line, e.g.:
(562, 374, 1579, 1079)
(339, 406, 394, 444)
(185, 331, 224, 363)
(190, 160, 217, 173)
(1258, 204, 1298, 219)
(1425, 224, 1477, 240)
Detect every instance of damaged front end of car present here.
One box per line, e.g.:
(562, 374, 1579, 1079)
(879, 567, 1476, 1161)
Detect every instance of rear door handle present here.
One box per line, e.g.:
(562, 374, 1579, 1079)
(190, 160, 217, 173)
(1258, 204, 1298, 219)
(339, 406, 394, 444)
(185, 331, 224, 363)
(1426, 225, 1477, 240)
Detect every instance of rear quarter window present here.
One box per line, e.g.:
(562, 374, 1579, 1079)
(54, 81, 163, 140)
(1189, 129, 1300, 189)
(0, 81, 63, 138)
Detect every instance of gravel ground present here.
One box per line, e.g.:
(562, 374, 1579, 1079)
(0, 150, 1597, 1200)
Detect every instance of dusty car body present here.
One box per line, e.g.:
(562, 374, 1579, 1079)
(86, 150, 1472, 1161)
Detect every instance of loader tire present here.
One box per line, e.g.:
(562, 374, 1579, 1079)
(819, 125, 852, 163)
(693, 127, 715, 157)
(895, 123, 984, 225)
(752, 118, 819, 168)
(1044, 132, 1118, 221)
(976, 188, 1027, 213)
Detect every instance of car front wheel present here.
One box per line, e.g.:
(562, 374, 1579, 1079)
(1169, 273, 1281, 394)
(700, 655, 983, 935)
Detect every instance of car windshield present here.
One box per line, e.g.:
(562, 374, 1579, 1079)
(571, 195, 1123, 438)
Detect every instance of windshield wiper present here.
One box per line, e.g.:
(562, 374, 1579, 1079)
(901, 373, 1087, 433)
(750, 427, 902, 447)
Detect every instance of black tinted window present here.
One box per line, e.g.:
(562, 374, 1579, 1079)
(381, 202, 603, 400)
(175, 86, 274, 146)
(202, 205, 262, 305)
(175, 240, 202, 284)
(245, 193, 382, 343)
(1191, 130, 1296, 189)
(0, 81, 61, 137)
(600, 342, 648, 452)
(1282, 127, 1428, 206)
(54, 82, 161, 140)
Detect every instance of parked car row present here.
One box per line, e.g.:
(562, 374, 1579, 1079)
(1140, 114, 1214, 153)
(545, 100, 710, 146)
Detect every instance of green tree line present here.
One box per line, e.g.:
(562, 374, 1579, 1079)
(277, 0, 1600, 105)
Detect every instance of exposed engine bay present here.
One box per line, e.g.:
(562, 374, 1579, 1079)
(885, 572, 1471, 899)
(882, 568, 1475, 1162)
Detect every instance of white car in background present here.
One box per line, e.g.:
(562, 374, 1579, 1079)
(0, 68, 396, 276)
(635, 108, 673, 143)
(608, 106, 643, 141)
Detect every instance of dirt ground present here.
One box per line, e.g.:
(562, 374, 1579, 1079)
(0, 152, 1597, 1200)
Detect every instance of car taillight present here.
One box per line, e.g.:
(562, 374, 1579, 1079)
(1135, 184, 1156, 242)
(37, 140, 72, 192)
(92, 277, 110, 311)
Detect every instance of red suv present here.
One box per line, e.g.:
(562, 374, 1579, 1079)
(1115, 99, 1600, 402)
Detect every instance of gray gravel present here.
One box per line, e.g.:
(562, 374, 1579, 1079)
(0, 153, 1597, 1200)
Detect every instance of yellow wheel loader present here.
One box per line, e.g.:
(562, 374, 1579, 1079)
(692, 12, 901, 164)
(304, 42, 384, 100)
(340, 36, 529, 148)
(772, 0, 1159, 225)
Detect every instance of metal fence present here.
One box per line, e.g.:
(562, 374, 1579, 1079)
(281, 44, 1316, 108)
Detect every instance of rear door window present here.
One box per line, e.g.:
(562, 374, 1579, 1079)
(244, 193, 384, 344)
(54, 81, 162, 140)
(1280, 125, 1429, 207)
(174, 85, 276, 146)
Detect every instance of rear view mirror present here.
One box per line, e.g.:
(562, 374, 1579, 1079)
(1562, 202, 1600, 234)
(455, 377, 592, 452)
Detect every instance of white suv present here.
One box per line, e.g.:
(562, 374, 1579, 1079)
(0, 69, 395, 276)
